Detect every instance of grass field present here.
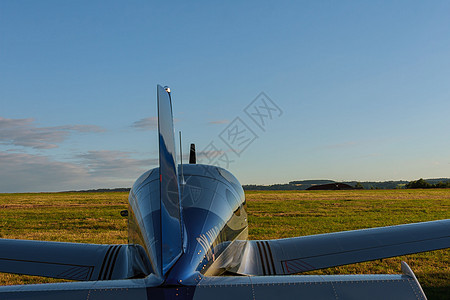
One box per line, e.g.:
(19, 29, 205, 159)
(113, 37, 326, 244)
(0, 189, 449, 299)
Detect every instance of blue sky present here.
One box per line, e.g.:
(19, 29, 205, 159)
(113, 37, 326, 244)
(1, 1, 449, 192)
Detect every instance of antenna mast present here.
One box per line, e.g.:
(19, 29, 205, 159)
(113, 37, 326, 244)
(179, 131, 185, 185)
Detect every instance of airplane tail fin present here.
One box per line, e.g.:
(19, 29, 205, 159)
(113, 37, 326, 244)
(157, 85, 183, 275)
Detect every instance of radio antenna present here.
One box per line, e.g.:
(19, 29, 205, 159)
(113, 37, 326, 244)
(179, 131, 186, 185)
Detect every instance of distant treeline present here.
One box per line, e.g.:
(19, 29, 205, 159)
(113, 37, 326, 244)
(64, 178, 450, 193)
(405, 178, 450, 189)
(243, 178, 450, 191)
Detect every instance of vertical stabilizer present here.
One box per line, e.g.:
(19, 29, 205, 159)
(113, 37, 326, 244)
(157, 85, 183, 275)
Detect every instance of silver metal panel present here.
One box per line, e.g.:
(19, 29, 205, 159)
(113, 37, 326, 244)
(194, 273, 426, 300)
(163, 164, 248, 283)
(128, 177, 162, 277)
(194, 276, 254, 299)
(0, 277, 155, 300)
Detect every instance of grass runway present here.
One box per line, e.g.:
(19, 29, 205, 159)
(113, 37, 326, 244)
(0, 189, 449, 299)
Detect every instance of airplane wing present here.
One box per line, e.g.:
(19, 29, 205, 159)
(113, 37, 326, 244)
(0, 262, 427, 300)
(194, 263, 427, 300)
(0, 276, 161, 300)
(234, 219, 450, 275)
(0, 239, 135, 281)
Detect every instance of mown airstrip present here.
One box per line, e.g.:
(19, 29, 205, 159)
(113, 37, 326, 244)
(0, 190, 448, 299)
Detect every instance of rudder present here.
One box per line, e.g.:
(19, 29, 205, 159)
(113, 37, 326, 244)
(157, 85, 183, 275)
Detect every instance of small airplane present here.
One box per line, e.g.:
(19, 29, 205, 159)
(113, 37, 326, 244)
(0, 85, 448, 299)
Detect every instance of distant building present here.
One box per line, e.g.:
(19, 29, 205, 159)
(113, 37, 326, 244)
(306, 183, 354, 190)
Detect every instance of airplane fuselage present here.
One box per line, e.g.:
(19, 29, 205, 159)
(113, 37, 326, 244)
(128, 164, 248, 284)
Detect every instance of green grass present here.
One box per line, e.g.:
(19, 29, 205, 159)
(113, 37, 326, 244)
(246, 190, 450, 299)
(0, 190, 449, 298)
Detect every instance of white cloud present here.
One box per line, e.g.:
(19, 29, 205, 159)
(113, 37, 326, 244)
(0, 152, 91, 192)
(0, 117, 104, 149)
(0, 150, 158, 193)
(131, 117, 181, 130)
(131, 117, 158, 130)
(208, 119, 230, 125)
(77, 150, 158, 177)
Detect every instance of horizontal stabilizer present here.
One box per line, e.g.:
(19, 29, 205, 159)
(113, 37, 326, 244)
(0, 239, 146, 281)
(236, 219, 450, 275)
